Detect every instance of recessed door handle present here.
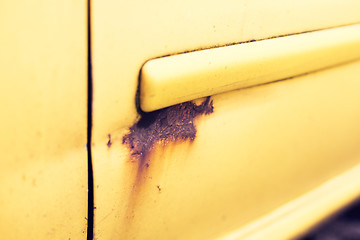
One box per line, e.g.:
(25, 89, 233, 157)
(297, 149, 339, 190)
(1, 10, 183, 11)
(140, 23, 360, 112)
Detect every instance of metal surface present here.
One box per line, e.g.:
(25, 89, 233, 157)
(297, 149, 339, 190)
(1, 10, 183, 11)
(91, 0, 360, 239)
(220, 163, 360, 240)
(92, 60, 360, 239)
(140, 24, 360, 112)
(0, 1, 88, 239)
(3, 0, 360, 239)
(91, 0, 360, 142)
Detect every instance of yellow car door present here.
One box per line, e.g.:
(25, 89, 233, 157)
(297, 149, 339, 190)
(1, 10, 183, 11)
(91, 0, 360, 239)
(2, 0, 360, 239)
(0, 1, 88, 239)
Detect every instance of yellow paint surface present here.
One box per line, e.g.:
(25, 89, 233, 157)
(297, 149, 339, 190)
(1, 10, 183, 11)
(92, 0, 360, 239)
(93, 60, 360, 239)
(141, 24, 360, 111)
(221, 164, 360, 240)
(0, 1, 88, 239)
(92, 0, 360, 141)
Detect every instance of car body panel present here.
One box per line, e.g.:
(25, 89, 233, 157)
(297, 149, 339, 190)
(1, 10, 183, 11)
(222, 163, 360, 239)
(140, 24, 360, 112)
(2, 0, 360, 239)
(0, 1, 88, 239)
(92, 58, 360, 239)
(91, 1, 360, 238)
(91, 0, 360, 141)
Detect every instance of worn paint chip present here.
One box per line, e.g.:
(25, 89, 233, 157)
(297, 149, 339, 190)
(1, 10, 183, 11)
(122, 97, 214, 161)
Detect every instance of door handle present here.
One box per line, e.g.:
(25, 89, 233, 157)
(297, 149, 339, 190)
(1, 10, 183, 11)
(140, 23, 360, 112)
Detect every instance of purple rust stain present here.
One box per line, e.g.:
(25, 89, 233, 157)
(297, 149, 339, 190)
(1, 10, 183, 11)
(107, 134, 112, 148)
(122, 97, 213, 164)
(121, 97, 213, 226)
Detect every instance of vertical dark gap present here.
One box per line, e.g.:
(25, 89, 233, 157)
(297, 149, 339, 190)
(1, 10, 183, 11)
(86, 0, 94, 239)
(135, 68, 145, 115)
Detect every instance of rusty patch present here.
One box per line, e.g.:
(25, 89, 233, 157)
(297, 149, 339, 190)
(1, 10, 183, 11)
(107, 134, 112, 148)
(122, 97, 213, 164)
(121, 97, 213, 229)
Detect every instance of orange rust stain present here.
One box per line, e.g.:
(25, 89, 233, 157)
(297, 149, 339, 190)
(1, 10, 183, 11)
(107, 134, 112, 148)
(121, 97, 214, 229)
(123, 97, 213, 174)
